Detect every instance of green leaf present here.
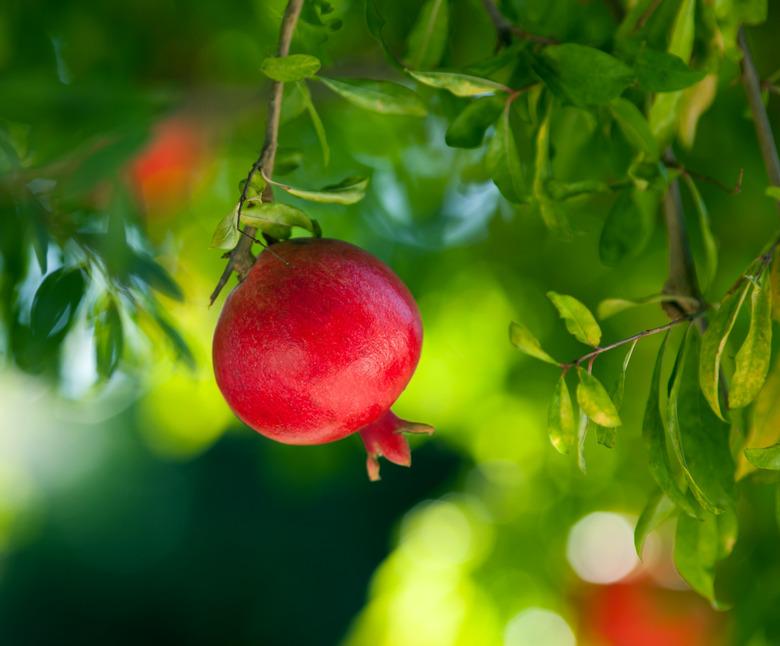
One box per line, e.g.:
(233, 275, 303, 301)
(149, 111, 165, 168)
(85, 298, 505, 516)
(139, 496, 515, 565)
(634, 48, 706, 92)
(486, 105, 528, 203)
(576, 368, 622, 427)
(94, 296, 123, 379)
(274, 148, 304, 175)
(675, 510, 734, 609)
(508, 321, 558, 365)
(642, 332, 698, 517)
(272, 176, 369, 205)
(669, 328, 735, 514)
(211, 205, 240, 250)
(129, 253, 183, 301)
(596, 340, 638, 448)
(699, 283, 750, 419)
(532, 101, 566, 232)
(635, 490, 675, 555)
(30, 267, 87, 338)
(599, 189, 652, 266)
(404, 0, 449, 70)
(406, 70, 508, 97)
(297, 82, 330, 166)
(445, 96, 503, 148)
(547, 291, 601, 346)
(319, 77, 427, 116)
(731, 276, 772, 408)
(260, 54, 321, 82)
(241, 202, 319, 237)
(548, 375, 576, 454)
(745, 443, 780, 470)
(151, 308, 195, 369)
(597, 293, 699, 319)
(766, 186, 780, 201)
(365, 0, 400, 69)
(609, 98, 660, 160)
(682, 175, 718, 290)
(534, 44, 635, 106)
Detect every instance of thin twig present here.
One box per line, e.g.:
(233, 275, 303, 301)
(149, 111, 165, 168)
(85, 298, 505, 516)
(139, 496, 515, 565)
(209, 0, 304, 306)
(666, 161, 744, 195)
(481, 0, 558, 46)
(561, 313, 702, 369)
(739, 28, 780, 195)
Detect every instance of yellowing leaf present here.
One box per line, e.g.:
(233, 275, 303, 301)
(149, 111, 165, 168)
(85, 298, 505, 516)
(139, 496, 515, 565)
(548, 375, 576, 454)
(272, 176, 369, 205)
(319, 77, 427, 116)
(547, 291, 601, 346)
(730, 276, 772, 408)
(407, 69, 508, 97)
(576, 368, 621, 427)
(508, 321, 558, 365)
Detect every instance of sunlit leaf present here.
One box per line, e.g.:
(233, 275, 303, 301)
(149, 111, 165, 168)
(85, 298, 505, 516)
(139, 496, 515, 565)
(261, 54, 321, 82)
(576, 368, 621, 427)
(30, 267, 86, 338)
(766, 186, 780, 201)
(404, 0, 449, 70)
(730, 275, 772, 408)
(678, 74, 718, 149)
(744, 443, 780, 470)
(598, 293, 699, 319)
(241, 202, 319, 237)
(634, 47, 705, 92)
(508, 321, 558, 365)
(547, 291, 601, 346)
(595, 340, 637, 448)
(445, 96, 503, 148)
(533, 44, 635, 106)
(211, 205, 240, 250)
(548, 375, 576, 454)
(699, 283, 750, 419)
(272, 176, 369, 204)
(407, 69, 508, 97)
(319, 77, 427, 116)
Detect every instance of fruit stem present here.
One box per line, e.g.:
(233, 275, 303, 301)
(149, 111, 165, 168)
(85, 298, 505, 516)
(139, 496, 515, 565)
(209, 0, 305, 306)
(358, 411, 434, 481)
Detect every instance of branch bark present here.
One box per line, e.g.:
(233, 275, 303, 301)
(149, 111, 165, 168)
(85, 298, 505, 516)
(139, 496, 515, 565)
(209, 0, 304, 306)
(739, 27, 780, 197)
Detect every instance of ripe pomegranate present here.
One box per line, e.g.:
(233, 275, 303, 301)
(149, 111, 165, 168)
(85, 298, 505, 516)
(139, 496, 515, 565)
(212, 238, 432, 480)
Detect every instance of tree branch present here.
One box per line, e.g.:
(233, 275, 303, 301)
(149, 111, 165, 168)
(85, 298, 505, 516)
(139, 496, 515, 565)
(739, 27, 780, 205)
(209, 0, 304, 306)
(661, 149, 703, 319)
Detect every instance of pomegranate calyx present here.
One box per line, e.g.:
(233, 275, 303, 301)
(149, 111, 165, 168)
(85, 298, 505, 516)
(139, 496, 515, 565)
(359, 411, 434, 481)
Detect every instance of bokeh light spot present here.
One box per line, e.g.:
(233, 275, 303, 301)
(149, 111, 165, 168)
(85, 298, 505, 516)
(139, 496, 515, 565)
(566, 512, 639, 584)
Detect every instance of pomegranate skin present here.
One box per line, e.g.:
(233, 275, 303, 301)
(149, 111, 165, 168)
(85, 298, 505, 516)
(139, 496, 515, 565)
(213, 238, 423, 447)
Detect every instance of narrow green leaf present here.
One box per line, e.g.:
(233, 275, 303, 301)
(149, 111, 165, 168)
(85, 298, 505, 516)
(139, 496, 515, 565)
(274, 148, 304, 175)
(365, 0, 401, 69)
(610, 98, 660, 160)
(731, 276, 772, 408)
(634, 48, 706, 92)
(548, 375, 576, 454)
(508, 321, 558, 365)
(577, 409, 589, 473)
(94, 296, 123, 379)
(319, 77, 427, 116)
(211, 205, 240, 250)
(642, 332, 698, 517)
(744, 443, 780, 470)
(635, 490, 675, 555)
(675, 511, 733, 609)
(406, 69, 508, 97)
(577, 368, 622, 427)
(404, 0, 449, 70)
(670, 328, 735, 513)
(445, 96, 503, 148)
(534, 44, 635, 106)
(681, 175, 718, 290)
(273, 176, 369, 205)
(532, 102, 566, 232)
(486, 105, 528, 203)
(547, 291, 601, 347)
(599, 189, 653, 266)
(241, 202, 318, 237)
(129, 253, 183, 301)
(699, 283, 750, 419)
(261, 54, 321, 82)
(297, 82, 330, 166)
(598, 293, 699, 319)
(30, 267, 86, 338)
(595, 340, 638, 448)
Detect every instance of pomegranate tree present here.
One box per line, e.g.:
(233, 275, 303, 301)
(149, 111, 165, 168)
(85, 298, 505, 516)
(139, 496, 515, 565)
(212, 238, 432, 479)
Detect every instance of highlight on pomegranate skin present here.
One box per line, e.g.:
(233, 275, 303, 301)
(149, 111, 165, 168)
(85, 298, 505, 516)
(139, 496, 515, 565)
(212, 238, 432, 480)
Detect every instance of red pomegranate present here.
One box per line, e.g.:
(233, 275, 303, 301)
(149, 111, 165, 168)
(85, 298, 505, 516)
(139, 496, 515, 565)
(212, 238, 432, 479)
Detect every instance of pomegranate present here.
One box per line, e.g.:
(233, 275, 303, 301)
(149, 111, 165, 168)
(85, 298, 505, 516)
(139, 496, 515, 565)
(212, 238, 432, 480)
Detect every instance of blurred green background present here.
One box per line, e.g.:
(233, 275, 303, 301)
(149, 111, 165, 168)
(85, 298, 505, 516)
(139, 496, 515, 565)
(2, 0, 780, 644)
